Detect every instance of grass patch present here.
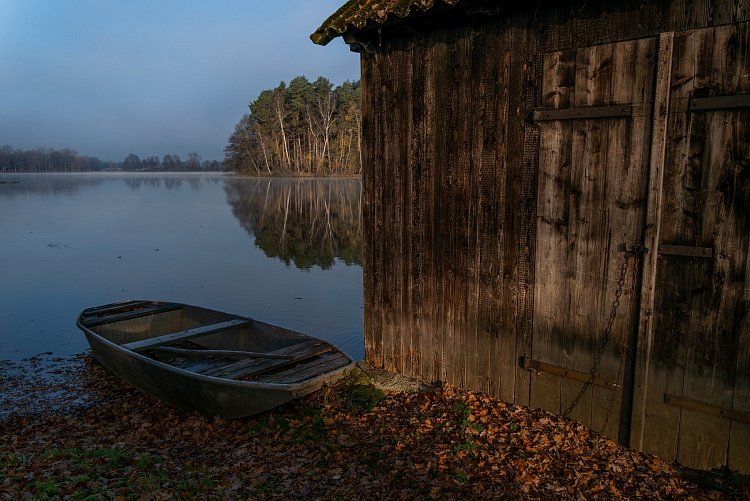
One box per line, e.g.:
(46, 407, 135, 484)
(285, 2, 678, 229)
(1, 451, 33, 469)
(135, 453, 159, 469)
(294, 414, 326, 442)
(88, 446, 132, 467)
(345, 384, 384, 413)
(454, 401, 474, 429)
(134, 466, 169, 491)
(453, 441, 477, 454)
(468, 422, 484, 433)
(33, 479, 60, 498)
(175, 466, 216, 493)
(453, 468, 471, 485)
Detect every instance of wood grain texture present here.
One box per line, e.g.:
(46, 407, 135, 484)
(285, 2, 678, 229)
(512, 10, 537, 409)
(531, 37, 656, 440)
(631, 31, 675, 453)
(492, 19, 515, 403)
(675, 21, 750, 470)
(594, 36, 657, 440)
(408, 36, 426, 382)
(725, 20, 750, 474)
(360, 51, 382, 369)
(640, 27, 703, 463)
(531, 47, 577, 416)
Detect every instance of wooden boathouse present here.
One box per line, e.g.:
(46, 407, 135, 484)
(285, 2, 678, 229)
(312, 0, 750, 473)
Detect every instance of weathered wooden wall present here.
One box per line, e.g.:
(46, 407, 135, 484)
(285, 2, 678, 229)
(358, 0, 750, 473)
(361, 11, 523, 404)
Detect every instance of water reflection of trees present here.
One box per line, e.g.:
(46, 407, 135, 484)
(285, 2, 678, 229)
(0, 174, 105, 198)
(0, 173, 225, 198)
(122, 174, 223, 192)
(224, 178, 362, 269)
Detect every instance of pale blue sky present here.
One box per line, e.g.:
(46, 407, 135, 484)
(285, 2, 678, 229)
(0, 0, 356, 162)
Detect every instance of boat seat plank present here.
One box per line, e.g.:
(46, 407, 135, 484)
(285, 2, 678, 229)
(152, 346, 293, 360)
(81, 303, 183, 327)
(201, 340, 332, 379)
(122, 319, 251, 352)
(259, 352, 350, 384)
(180, 359, 235, 374)
(254, 352, 343, 382)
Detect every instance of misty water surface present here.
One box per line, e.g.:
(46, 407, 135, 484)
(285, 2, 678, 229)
(0, 173, 363, 361)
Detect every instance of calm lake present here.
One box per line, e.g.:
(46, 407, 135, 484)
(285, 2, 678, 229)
(0, 173, 363, 361)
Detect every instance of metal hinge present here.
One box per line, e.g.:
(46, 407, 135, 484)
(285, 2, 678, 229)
(533, 104, 632, 122)
(659, 244, 713, 258)
(665, 394, 750, 424)
(520, 356, 620, 390)
(690, 94, 750, 111)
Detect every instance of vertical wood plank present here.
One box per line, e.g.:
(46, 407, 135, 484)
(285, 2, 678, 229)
(362, 50, 384, 369)
(466, 19, 486, 394)
(530, 48, 576, 415)
(667, 0, 693, 32)
(513, 10, 537, 407)
(713, 0, 736, 25)
(642, 27, 717, 463)
(431, 30, 450, 384)
(560, 41, 614, 428)
(592, 36, 658, 441)
(572, 0, 595, 49)
(729, 238, 750, 472)
(400, 41, 414, 378)
(726, 20, 750, 474)
(689, 0, 714, 28)
(440, 26, 458, 386)
(492, 20, 515, 403)
(739, 0, 750, 22)
(631, 30, 676, 454)
(671, 24, 727, 469)
(408, 35, 426, 383)
(420, 33, 438, 384)
(378, 48, 404, 371)
(676, 21, 750, 470)
(713, 0, 750, 23)
(453, 25, 472, 390)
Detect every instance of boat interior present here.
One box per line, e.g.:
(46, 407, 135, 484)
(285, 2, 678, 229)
(79, 300, 352, 384)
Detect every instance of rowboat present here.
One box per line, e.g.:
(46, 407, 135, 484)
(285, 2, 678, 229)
(77, 300, 355, 418)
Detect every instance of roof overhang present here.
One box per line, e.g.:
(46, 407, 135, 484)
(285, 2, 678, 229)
(311, 0, 463, 46)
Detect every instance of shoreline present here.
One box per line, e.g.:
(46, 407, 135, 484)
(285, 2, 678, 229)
(1, 353, 745, 499)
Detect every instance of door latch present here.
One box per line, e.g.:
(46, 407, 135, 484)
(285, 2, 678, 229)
(617, 243, 650, 256)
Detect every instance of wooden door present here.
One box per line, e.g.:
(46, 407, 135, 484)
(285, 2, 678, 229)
(531, 25, 750, 473)
(632, 23, 750, 472)
(530, 37, 659, 441)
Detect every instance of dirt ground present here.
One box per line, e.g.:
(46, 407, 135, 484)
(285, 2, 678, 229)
(0, 353, 746, 499)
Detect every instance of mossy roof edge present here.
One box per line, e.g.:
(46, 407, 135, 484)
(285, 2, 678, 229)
(311, 0, 462, 46)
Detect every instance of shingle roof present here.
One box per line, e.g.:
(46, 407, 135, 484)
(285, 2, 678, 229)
(311, 0, 462, 46)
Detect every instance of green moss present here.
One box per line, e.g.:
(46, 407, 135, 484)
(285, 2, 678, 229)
(346, 384, 385, 412)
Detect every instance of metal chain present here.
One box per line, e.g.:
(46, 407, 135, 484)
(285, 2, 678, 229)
(600, 255, 641, 432)
(562, 255, 630, 418)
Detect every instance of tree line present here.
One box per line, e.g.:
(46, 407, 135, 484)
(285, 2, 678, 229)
(0, 145, 221, 173)
(120, 153, 221, 172)
(224, 76, 361, 176)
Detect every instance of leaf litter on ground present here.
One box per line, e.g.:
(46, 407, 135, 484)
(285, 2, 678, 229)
(0, 353, 746, 499)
